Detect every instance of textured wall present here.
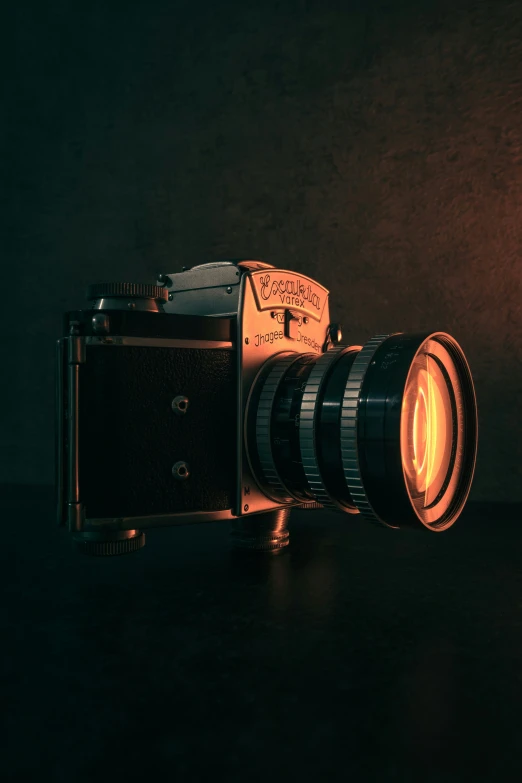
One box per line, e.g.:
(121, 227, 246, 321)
(4, 0, 522, 500)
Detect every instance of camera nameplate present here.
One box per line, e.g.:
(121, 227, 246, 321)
(249, 269, 328, 321)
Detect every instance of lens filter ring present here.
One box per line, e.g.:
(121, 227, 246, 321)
(357, 332, 478, 531)
(299, 346, 356, 510)
(340, 334, 392, 525)
(340, 332, 477, 531)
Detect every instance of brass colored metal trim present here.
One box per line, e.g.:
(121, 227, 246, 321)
(84, 508, 238, 530)
(85, 336, 234, 350)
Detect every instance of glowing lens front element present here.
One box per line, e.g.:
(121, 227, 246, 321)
(401, 350, 456, 509)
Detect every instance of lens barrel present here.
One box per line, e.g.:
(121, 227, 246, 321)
(248, 332, 478, 531)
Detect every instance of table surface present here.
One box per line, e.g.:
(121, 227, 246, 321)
(3, 485, 522, 782)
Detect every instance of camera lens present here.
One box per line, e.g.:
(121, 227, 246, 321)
(248, 332, 477, 530)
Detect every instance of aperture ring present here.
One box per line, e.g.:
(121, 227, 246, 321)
(299, 346, 354, 510)
(256, 353, 302, 502)
(340, 334, 391, 525)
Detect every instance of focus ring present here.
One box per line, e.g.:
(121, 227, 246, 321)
(299, 347, 352, 510)
(256, 353, 301, 501)
(340, 334, 391, 525)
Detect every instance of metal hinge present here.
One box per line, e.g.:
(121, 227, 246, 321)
(55, 338, 66, 525)
(57, 330, 86, 530)
(68, 502, 85, 532)
(67, 331, 86, 364)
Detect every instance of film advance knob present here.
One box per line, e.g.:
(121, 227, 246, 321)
(86, 282, 169, 302)
(74, 530, 146, 556)
(87, 282, 169, 312)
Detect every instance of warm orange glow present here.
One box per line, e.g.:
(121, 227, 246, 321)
(412, 366, 446, 495)
(412, 387, 427, 476)
(402, 353, 453, 506)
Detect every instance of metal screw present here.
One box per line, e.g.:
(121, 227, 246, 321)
(128, 301, 136, 310)
(244, 504, 249, 512)
(168, 293, 174, 301)
(172, 461, 190, 481)
(172, 395, 189, 415)
(328, 323, 342, 344)
(226, 286, 233, 294)
(157, 273, 172, 288)
(271, 311, 276, 318)
(245, 338, 249, 344)
(92, 313, 110, 333)
(303, 316, 309, 324)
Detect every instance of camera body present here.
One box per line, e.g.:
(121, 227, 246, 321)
(56, 260, 340, 552)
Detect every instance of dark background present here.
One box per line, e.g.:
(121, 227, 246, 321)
(3, 2, 522, 782)
(3, 0, 522, 500)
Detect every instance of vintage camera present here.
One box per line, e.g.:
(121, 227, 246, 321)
(56, 260, 478, 555)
